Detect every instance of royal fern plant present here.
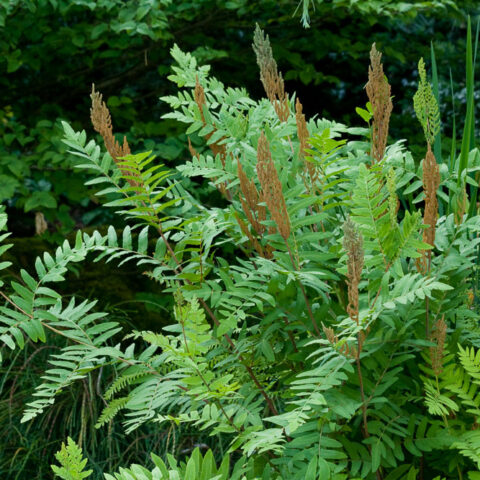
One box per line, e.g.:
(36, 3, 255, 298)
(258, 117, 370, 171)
(2, 28, 480, 480)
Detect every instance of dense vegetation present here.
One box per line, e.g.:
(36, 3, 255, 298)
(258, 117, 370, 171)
(1, 0, 478, 241)
(3, 1, 480, 479)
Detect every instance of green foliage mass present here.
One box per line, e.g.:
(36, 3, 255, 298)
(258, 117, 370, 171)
(414, 58, 441, 146)
(52, 437, 93, 480)
(3, 30, 480, 478)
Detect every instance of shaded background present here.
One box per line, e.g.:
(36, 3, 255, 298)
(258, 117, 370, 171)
(2, 0, 480, 239)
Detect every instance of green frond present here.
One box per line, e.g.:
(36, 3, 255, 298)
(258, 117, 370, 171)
(96, 396, 130, 429)
(102, 447, 234, 480)
(413, 58, 441, 146)
(177, 152, 236, 186)
(452, 431, 480, 469)
(424, 380, 459, 417)
(51, 437, 92, 480)
(0, 210, 13, 289)
(458, 345, 480, 382)
(350, 163, 390, 266)
(381, 274, 452, 311)
(104, 370, 151, 400)
(446, 365, 480, 420)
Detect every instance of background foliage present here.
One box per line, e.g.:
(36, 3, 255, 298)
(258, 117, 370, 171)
(1, 0, 480, 239)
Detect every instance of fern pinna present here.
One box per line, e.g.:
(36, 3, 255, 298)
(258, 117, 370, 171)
(1, 27, 480, 480)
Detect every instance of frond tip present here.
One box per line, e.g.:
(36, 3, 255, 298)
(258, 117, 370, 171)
(256, 132, 291, 240)
(90, 84, 131, 162)
(90, 84, 139, 188)
(413, 58, 441, 146)
(252, 24, 289, 122)
(51, 437, 92, 480)
(365, 43, 393, 164)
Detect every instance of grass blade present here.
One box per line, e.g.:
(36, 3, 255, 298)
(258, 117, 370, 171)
(467, 18, 480, 217)
(449, 68, 457, 175)
(458, 16, 473, 183)
(431, 42, 442, 165)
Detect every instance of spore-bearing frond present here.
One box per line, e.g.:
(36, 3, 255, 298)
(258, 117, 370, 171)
(366, 43, 393, 164)
(414, 58, 441, 147)
(252, 24, 289, 122)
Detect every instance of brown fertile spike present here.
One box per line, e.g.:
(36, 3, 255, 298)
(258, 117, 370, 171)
(415, 255, 428, 276)
(252, 24, 290, 122)
(90, 85, 137, 186)
(234, 213, 265, 257)
(416, 145, 440, 274)
(238, 160, 265, 235)
(430, 316, 447, 377)
(322, 325, 357, 359)
(238, 160, 259, 212)
(422, 145, 440, 247)
(455, 187, 467, 225)
(121, 135, 131, 157)
(365, 43, 393, 164)
(256, 132, 291, 240)
(209, 140, 227, 168)
(188, 138, 200, 159)
(90, 85, 110, 135)
(295, 98, 309, 157)
(343, 217, 364, 327)
(252, 24, 278, 101)
(270, 78, 289, 123)
(240, 197, 257, 232)
(296, 98, 318, 183)
(90, 85, 131, 161)
(194, 77, 207, 124)
(237, 159, 274, 255)
(257, 191, 267, 224)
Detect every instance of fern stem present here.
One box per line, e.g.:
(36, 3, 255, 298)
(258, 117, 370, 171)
(425, 252, 432, 337)
(284, 240, 321, 336)
(352, 289, 382, 480)
(181, 321, 241, 433)
(0, 290, 30, 317)
(283, 316, 299, 353)
(287, 134, 295, 156)
(355, 350, 369, 438)
(355, 348, 383, 480)
(151, 221, 281, 416)
(135, 158, 281, 413)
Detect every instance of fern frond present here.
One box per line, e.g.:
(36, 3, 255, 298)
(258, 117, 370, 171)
(103, 447, 232, 480)
(446, 365, 480, 420)
(104, 370, 151, 400)
(458, 345, 480, 382)
(0, 210, 13, 289)
(381, 274, 452, 311)
(51, 437, 92, 480)
(452, 431, 480, 469)
(351, 163, 389, 267)
(413, 58, 441, 146)
(96, 396, 130, 429)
